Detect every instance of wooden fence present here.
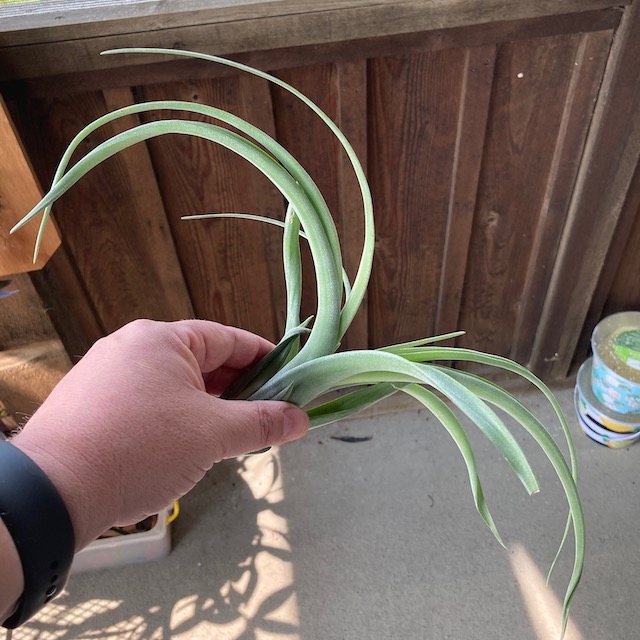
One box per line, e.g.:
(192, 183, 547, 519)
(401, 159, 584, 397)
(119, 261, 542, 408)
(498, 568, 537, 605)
(1, 0, 639, 418)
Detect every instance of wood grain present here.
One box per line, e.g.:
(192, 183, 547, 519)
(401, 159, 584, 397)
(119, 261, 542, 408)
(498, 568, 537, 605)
(529, 1, 640, 379)
(368, 49, 468, 347)
(138, 73, 285, 341)
(1, 4, 634, 383)
(435, 46, 496, 340)
(0, 94, 60, 275)
(0, 0, 624, 80)
(457, 34, 586, 358)
(0, 0, 624, 40)
(512, 29, 613, 365)
(571, 142, 640, 375)
(335, 60, 368, 350)
(4, 9, 621, 100)
(270, 62, 369, 349)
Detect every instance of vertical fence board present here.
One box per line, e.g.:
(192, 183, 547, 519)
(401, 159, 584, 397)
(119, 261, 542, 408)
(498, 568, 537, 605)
(511, 29, 613, 366)
(336, 60, 368, 350)
(573, 155, 640, 371)
(457, 34, 583, 358)
(101, 87, 193, 319)
(271, 62, 368, 349)
(368, 49, 468, 347)
(139, 74, 285, 342)
(529, 2, 640, 379)
(270, 64, 340, 341)
(435, 45, 496, 339)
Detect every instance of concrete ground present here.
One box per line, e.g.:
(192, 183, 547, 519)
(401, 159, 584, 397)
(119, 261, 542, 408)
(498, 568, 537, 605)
(5, 378, 640, 640)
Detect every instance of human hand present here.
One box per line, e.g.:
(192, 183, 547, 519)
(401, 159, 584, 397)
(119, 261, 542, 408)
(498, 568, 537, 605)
(11, 319, 309, 549)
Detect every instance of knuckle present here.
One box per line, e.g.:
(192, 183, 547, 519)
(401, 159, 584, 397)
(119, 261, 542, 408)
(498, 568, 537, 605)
(255, 403, 282, 448)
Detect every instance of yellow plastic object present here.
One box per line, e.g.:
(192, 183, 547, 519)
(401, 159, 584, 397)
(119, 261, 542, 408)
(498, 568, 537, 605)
(166, 500, 180, 524)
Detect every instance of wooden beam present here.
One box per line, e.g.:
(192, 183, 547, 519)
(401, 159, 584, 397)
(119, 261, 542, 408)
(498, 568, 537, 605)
(0, 94, 60, 275)
(0, 0, 625, 80)
(1, 9, 621, 98)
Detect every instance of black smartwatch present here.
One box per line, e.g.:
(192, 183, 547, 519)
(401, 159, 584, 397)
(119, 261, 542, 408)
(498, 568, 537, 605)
(0, 438, 75, 629)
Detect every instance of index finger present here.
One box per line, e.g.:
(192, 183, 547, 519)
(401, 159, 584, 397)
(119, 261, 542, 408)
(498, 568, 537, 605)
(171, 319, 274, 373)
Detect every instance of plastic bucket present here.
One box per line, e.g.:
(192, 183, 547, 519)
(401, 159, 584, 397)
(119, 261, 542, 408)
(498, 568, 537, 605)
(574, 387, 640, 448)
(576, 358, 640, 434)
(590, 312, 640, 414)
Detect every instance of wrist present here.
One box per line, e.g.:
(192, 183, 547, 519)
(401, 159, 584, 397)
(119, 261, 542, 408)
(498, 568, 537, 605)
(10, 430, 111, 551)
(0, 439, 75, 628)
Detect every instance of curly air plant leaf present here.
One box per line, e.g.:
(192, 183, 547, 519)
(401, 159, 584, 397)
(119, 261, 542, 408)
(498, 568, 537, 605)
(11, 48, 584, 638)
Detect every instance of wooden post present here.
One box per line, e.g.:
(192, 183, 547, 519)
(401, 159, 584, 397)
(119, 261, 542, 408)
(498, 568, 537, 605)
(0, 94, 61, 275)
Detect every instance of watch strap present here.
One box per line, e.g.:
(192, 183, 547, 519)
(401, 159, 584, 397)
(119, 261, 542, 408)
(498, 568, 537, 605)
(0, 438, 75, 629)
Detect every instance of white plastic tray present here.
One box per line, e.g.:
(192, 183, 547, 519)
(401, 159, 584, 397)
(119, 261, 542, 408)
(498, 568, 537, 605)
(71, 508, 172, 574)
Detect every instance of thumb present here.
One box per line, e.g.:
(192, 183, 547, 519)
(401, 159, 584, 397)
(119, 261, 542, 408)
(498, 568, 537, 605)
(211, 398, 310, 459)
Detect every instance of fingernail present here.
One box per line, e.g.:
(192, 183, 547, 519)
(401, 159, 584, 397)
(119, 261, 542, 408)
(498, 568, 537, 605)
(283, 407, 308, 442)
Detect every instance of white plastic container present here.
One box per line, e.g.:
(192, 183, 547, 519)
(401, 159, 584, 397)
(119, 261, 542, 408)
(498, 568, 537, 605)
(71, 507, 172, 574)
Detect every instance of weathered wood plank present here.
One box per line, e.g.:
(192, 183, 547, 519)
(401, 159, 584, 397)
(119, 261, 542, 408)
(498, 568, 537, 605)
(571, 150, 640, 374)
(511, 29, 613, 365)
(0, 0, 625, 38)
(270, 64, 340, 340)
(138, 74, 285, 342)
(335, 60, 368, 350)
(101, 86, 194, 320)
(270, 61, 368, 349)
(0, 1, 624, 80)
(435, 46, 496, 340)
(368, 49, 468, 347)
(0, 94, 60, 275)
(4, 9, 621, 99)
(457, 33, 586, 359)
(529, 1, 640, 379)
(28, 246, 104, 360)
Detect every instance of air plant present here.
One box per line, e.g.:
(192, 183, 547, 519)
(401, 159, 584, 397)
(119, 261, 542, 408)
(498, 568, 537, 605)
(11, 48, 584, 637)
